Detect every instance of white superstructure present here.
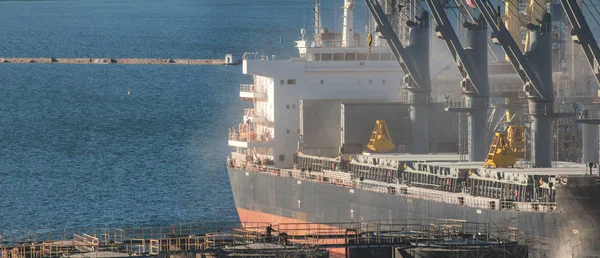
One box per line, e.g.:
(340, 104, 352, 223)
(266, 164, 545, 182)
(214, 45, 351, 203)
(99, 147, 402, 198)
(228, 1, 407, 168)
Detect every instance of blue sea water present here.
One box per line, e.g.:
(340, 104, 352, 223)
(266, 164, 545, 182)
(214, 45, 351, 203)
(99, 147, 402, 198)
(0, 0, 314, 230)
(3, 0, 596, 232)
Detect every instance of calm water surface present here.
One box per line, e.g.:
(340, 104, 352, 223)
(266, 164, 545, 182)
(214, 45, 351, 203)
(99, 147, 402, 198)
(0, 0, 316, 230)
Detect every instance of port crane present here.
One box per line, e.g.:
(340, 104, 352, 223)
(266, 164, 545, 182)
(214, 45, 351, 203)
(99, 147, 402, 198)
(560, 0, 600, 87)
(473, 0, 556, 168)
(562, 0, 600, 159)
(363, 0, 431, 154)
(425, 0, 489, 161)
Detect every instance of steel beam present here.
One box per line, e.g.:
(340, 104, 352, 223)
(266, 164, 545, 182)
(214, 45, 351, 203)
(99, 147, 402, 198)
(364, 0, 431, 153)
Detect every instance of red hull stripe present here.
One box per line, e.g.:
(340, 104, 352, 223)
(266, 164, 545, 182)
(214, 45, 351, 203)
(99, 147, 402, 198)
(236, 207, 346, 256)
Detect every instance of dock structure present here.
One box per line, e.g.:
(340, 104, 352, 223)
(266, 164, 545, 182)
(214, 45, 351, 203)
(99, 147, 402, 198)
(0, 220, 526, 258)
(0, 57, 226, 65)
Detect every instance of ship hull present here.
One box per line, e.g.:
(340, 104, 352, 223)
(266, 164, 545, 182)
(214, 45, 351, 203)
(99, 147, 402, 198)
(227, 167, 600, 258)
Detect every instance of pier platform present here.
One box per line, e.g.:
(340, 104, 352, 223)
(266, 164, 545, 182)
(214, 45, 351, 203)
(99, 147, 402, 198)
(0, 57, 225, 65)
(0, 220, 527, 258)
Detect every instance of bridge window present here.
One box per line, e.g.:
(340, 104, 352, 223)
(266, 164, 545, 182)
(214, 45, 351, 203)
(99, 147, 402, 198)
(333, 53, 344, 61)
(357, 53, 368, 61)
(380, 53, 392, 60)
(287, 79, 296, 84)
(345, 53, 356, 61)
(321, 53, 333, 61)
(314, 53, 321, 61)
(368, 53, 379, 61)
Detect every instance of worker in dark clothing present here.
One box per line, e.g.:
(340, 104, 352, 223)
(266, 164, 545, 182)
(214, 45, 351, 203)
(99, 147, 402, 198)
(266, 224, 276, 242)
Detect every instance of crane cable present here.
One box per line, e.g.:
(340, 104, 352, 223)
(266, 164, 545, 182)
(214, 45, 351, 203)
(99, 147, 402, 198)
(452, 0, 475, 24)
(386, 0, 412, 24)
(415, 0, 429, 17)
(529, 0, 547, 20)
(504, 0, 532, 27)
(589, 1, 600, 19)
(583, 0, 600, 30)
(446, 1, 467, 26)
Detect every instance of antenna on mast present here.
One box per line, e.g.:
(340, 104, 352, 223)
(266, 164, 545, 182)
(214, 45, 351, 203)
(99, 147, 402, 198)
(313, 1, 322, 46)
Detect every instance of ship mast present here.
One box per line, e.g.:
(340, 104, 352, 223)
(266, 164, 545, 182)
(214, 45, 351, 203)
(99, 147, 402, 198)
(313, 1, 322, 47)
(342, 0, 355, 47)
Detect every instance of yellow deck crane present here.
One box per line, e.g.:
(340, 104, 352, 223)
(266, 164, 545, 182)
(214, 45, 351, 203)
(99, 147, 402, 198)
(503, 99, 526, 159)
(485, 131, 517, 168)
(367, 120, 395, 152)
(485, 99, 525, 168)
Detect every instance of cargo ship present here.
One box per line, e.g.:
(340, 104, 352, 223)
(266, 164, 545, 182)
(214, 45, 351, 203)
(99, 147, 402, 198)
(227, 1, 600, 257)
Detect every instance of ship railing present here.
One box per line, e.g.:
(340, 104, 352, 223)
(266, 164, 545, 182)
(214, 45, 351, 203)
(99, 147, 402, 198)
(576, 109, 600, 120)
(0, 221, 247, 257)
(397, 187, 457, 204)
(236, 165, 560, 214)
(444, 99, 489, 109)
(238, 165, 355, 186)
(239, 84, 265, 93)
(501, 201, 557, 212)
(0, 220, 519, 256)
(243, 108, 266, 118)
(228, 132, 271, 143)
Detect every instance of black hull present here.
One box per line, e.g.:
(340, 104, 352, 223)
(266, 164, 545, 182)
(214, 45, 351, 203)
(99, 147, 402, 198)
(227, 167, 600, 258)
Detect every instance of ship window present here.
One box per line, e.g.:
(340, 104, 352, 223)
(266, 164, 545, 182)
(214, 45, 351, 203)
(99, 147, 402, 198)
(357, 53, 367, 61)
(321, 53, 333, 61)
(314, 53, 321, 61)
(333, 53, 344, 61)
(280, 80, 284, 85)
(292, 104, 296, 109)
(320, 79, 324, 84)
(369, 79, 372, 84)
(345, 53, 356, 61)
(380, 53, 392, 60)
(368, 53, 379, 61)
(287, 79, 296, 84)
(279, 154, 285, 161)
(286, 105, 290, 109)
(286, 129, 290, 134)
(382, 79, 386, 84)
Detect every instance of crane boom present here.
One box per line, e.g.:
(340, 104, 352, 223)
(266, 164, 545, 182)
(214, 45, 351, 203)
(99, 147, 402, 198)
(426, 0, 483, 95)
(363, 0, 424, 90)
(363, 0, 431, 154)
(560, 0, 600, 87)
(473, 0, 550, 101)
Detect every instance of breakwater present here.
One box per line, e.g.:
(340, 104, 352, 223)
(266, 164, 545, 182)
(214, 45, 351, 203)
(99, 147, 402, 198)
(0, 57, 226, 65)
